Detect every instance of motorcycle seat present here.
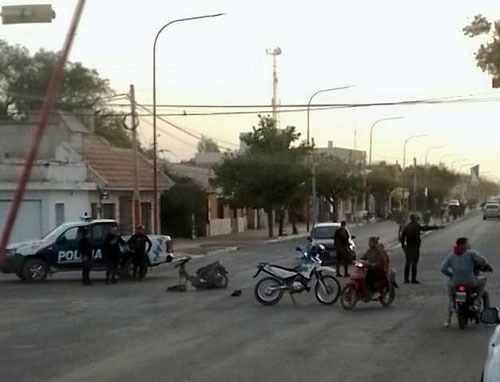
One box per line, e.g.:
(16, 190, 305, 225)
(268, 264, 301, 273)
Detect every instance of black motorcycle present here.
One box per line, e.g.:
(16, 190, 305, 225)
(169, 256, 229, 291)
(452, 264, 494, 330)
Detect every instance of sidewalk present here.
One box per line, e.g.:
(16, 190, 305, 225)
(173, 219, 381, 257)
(172, 209, 480, 257)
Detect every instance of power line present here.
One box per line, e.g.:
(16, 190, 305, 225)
(134, 102, 238, 151)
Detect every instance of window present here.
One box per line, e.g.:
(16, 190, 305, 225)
(91, 224, 115, 240)
(102, 203, 116, 219)
(55, 203, 65, 226)
(59, 226, 79, 242)
(90, 203, 98, 219)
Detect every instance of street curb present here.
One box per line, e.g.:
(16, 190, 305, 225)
(265, 233, 309, 244)
(206, 246, 239, 256)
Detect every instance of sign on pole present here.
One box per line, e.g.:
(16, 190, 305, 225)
(470, 165, 480, 186)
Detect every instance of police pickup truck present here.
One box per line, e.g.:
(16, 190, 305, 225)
(1, 219, 174, 282)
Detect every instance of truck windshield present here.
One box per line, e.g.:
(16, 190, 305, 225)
(41, 223, 82, 242)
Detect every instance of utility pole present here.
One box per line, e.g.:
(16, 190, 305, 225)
(266, 47, 281, 125)
(129, 84, 141, 229)
(311, 138, 317, 226)
(413, 157, 417, 211)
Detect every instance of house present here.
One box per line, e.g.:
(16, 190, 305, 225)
(167, 163, 246, 236)
(0, 111, 172, 243)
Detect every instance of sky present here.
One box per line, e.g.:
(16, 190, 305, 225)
(1, 0, 500, 179)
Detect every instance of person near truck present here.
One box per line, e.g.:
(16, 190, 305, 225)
(400, 214, 422, 284)
(102, 225, 125, 284)
(78, 227, 93, 286)
(127, 225, 152, 281)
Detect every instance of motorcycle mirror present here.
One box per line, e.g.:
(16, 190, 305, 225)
(481, 307, 500, 325)
(351, 235, 356, 240)
(307, 236, 312, 242)
(295, 246, 302, 252)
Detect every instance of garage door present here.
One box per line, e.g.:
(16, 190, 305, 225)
(0, 200, 42, 244)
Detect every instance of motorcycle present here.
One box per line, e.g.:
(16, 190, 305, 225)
(168, 256, 229, 291)
(340, 259, 398, 310)
(253, 245, 341, 306)
(452, 264, 493, 330)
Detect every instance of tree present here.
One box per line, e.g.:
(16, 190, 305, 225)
(0, 39, 132, 148)
(197, 135, 220, 153)
(160, 175, 207, 238)
(315, 155, 364, 221)
(214, 115, 309, 237)
(366, 162, 400, 216)
(463, 14, 500, 78)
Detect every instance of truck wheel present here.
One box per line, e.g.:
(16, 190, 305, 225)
(22, 258, 49, 283)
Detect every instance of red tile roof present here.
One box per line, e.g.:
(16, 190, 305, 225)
(83, 136, 173, 190)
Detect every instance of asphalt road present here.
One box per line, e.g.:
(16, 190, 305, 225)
(0, 213, 497, 382)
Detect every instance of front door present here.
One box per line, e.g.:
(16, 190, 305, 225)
(53, 226, 82, 270)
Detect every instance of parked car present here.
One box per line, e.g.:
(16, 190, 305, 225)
(483, 204, 500, 220)
(1, 219, 173, 282)
(309, 222, 356, 262)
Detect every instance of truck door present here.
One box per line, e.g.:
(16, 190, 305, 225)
(53, 226, 82, 270)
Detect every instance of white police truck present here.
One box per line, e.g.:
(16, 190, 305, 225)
(1, 219, 173, 282)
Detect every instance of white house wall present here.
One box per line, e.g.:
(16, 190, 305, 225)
(0, 189, 91, 243)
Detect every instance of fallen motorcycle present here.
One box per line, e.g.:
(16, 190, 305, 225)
(253, 245, 341, 306)
(167, 256, 228, 291)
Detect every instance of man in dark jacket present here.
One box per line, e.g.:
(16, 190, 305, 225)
(334, 221, 351, 277)
(78, 227, 93, 286)
(102, 225, 125, 284)
(127, 225, 152, 281)
(401, 214, 422, 284)
(361, 236, 386, 294)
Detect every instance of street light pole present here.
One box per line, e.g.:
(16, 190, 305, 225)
(306, 85, 352, 230)
(402, 134, 428, 169)
(152, 13, 224, 234)
(450, 158, 469, 170)
(425, 145, 444, 165)
(368, 116, 403, 166)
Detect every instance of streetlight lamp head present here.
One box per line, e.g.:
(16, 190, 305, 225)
(266, 47, 282, 55)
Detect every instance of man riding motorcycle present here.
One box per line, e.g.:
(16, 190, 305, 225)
(361, 236, 386, 297)
(440, 237, 491, 327)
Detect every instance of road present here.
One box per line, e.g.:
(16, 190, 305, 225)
(0, 213, 497, 382)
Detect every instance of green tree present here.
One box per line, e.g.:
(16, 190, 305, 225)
(463, 14, 500, 77)
(315, 155, 364, 221)
(160, 175, 207, 238)
(214, 115, 309, 237)
(366, 162, 400, 216)
(0, 40, 132, 148)
(197, 135, 220, 153)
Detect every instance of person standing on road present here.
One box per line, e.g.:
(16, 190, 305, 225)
(78, 227, 93, 286)
(102, 225, 125, 285)
(334, 221, 351, 277)
(128, 225, 152, 281)
(401, 214, 422, 284)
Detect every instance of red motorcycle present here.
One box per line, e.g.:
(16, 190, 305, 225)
(340, 259, 397, 310)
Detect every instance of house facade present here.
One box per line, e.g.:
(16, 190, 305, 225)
(0, 112, 172, 243)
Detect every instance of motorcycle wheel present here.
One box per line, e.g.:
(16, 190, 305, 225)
(254, 277, 283, 306)
(213, 271, 229, 289)
(379, 285, 395, 307)
(340, 284, 358, 310)
(315, 275, 341, 305)
(457, 306, 468, 330)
